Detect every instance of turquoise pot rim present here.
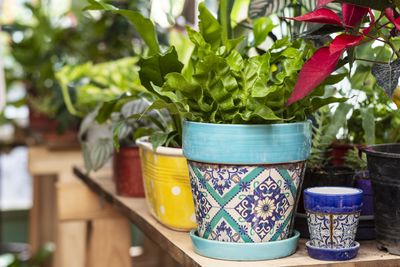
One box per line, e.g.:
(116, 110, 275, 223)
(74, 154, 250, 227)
(183, 120, 312, 164)
(183, 120, 311, 127)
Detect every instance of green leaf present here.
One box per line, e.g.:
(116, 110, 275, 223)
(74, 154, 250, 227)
(198, 2, 223, 49)
(139, 47, 183, 93)
(84, 0, 159, 55)
(150, 131, 169, 151)
(248, 0, 290, 19)
(218, 0, 235, 41)
(310, 97, 348, 113)
(253, 17, 274, 46)
(90, 138, 114, 171)
(361, 107, 375, 145)
(96, 93, 136, 123)
(321, 103, 352, 145)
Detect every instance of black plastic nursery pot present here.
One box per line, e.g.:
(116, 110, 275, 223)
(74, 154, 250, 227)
(364, 144, 400, 255)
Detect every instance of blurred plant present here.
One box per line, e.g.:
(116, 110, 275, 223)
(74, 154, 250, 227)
(2, 1, 146, 131)
(0, 243, 54, 267)
(57, 57, 145, 117)
(308, 103, 352, 170)
(344, 147, 367, 170)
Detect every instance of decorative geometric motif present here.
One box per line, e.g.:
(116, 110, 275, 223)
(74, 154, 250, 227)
(307, 212, 360, 249)
(188, 161, 306, 243)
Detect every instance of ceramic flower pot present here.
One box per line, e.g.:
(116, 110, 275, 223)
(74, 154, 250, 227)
(136, 137, 197, 231)
(183, 121, 311, 243)
(364, 144, 400, 255)
(304, 187, 363, 249)
(113, 146, 145, 197)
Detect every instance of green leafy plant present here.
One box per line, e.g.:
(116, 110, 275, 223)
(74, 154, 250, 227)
(3, 1, 142, 130)
(57, 57, 145, 117)
(89, 1, 346, 149)
(308, 103, 352, 170)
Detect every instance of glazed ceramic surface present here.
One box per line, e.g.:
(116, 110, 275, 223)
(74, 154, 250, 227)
(306, 241, 360, 261)
(190, 229, 300, 261)
(183, 121, 312, 164)
(137, 137, 196, 231)
(189, 161, 306, 243)
(304, 187, 363, 249)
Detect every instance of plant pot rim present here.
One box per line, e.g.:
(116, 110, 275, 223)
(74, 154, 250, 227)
(184, 120, 310, 127)
(363, 143, 400, 159)
(183, 120, 311, 164)
(136, 136, 182, 157)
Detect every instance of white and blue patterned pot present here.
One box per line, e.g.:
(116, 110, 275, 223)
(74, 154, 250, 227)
(304, 187, 363, 249)
(183, 121, 312, 243)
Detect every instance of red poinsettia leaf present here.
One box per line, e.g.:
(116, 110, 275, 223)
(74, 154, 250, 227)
(317, 0, 334, 8)
(290, 8, 343, 26)
(342, 3, 369, 27)
(385, 8, 400, 31)
(329, 34, 364, 54)
(363, 9, 376, 35)
(287, 47, 343, 105)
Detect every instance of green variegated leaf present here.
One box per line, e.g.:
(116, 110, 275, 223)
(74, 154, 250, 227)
(90, 138, 114, 172)
(248, 0, 290, 19)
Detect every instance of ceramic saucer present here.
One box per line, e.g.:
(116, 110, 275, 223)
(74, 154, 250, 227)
(189, 229, 300, 261)
(306, 241, 360, 261)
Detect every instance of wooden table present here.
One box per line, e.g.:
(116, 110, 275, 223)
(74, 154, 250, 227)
(73, 166, 400, 267)
(28, 147, 131, 267)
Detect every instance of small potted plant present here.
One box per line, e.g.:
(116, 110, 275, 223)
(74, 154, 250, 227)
(287, 0, 400, 255)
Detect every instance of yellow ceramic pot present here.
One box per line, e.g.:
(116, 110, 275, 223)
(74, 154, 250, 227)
(136, 137, 196, 231)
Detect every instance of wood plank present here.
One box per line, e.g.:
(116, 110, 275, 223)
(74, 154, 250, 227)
(29, 174, 58, 267)
(55, 221, 87, 267)
(56, 175, 120, 221)
(28, 147, 82, 175)
(73, 166, 400, 267)
(86, 217, 131, 267)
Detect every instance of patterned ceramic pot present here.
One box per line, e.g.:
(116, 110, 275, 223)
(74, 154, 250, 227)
(304, 187, 363, 249)
(183, 121, 311, 243)
(137, 137, 197, 231)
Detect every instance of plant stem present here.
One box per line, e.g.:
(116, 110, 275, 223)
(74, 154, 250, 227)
(355, 57, 389, 65)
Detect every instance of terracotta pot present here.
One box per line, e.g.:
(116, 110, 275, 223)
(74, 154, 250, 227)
(329, 143, 364, 167)
(113, 146, 145, 198)
(28, 109, 58, 134)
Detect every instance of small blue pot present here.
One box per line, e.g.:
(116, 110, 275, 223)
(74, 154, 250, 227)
(304, 187, 363, 250)
(183, 121, 311, 244)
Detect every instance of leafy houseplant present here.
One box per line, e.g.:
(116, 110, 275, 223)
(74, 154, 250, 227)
(133, 3, 344, 254)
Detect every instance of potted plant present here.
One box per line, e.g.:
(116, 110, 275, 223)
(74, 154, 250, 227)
(287, 0, 400, 255)
(57, 57, 150, 198)
(127, 2, 343, 260)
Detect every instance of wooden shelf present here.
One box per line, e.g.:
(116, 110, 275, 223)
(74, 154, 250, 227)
(73, 166, 400, 267)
